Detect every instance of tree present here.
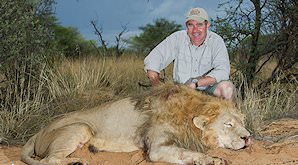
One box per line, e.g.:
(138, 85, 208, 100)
(0, 0, 57, 77)
(127, 18, 181, 54)
(53, 25, 95, 57)
(90, 20, 129, 57)
(90, 20, 108, 53)
(213, 0, 264, 85)
(263, 0, 298, 86)
(213, 0, 297, 87)
(0, 0, 55, 68)
(114, 24, 128, 58)
(0, 0, 57, 142)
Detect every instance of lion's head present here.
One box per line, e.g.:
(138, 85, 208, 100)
(136, 83, 251, 152)
(193, 107, 251, 150)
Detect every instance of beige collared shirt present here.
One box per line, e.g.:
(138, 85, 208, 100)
(144, 30, 230, 84)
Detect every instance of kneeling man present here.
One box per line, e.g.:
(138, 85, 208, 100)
(144, 7, 234, 100)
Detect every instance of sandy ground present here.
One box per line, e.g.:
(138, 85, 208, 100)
(1, 118, 297, 165)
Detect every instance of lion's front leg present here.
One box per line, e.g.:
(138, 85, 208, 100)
(148, 145, 225, 165)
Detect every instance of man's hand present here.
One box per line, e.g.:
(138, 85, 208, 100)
(187, 82, 197, 89)
(185, 79, 198, 89)
(185, 76, 216, 90)
(147, 70, 160, 86)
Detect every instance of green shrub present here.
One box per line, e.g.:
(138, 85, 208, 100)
(0, 0, 57, 143)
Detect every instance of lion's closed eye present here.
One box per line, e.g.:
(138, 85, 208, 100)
(224, 122, 233, 128)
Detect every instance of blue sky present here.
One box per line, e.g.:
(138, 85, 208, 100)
(54, 0, 223, 46)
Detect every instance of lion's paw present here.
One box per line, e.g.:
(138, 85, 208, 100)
(194, 156, 227, 165)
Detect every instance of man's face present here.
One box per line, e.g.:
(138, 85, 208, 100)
(186, 20, 210, 46)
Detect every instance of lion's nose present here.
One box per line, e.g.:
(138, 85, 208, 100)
(241, 136, 251, 147)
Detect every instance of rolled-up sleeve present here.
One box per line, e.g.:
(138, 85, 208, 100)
(207, 38, 230, 82)
(144, 32, 177, 73)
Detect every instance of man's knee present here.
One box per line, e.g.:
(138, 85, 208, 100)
(214, 81, 235, 100)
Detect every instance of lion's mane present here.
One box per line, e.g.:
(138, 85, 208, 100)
(133, 83, 239, 152)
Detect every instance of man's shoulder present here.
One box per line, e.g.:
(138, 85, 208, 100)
(170, 30, 188, 38)
(164, 30, 189, 45)
(208, 31, 223, 41)
(207, 31, 225, 46)
(208, 31, 224, 41)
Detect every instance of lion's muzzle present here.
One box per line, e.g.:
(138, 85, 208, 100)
(241, 136, 251, 148)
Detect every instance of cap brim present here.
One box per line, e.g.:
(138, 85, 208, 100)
(186, 16, 206, 23)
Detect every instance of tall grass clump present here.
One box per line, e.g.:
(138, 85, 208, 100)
(103, 55, 150, 95)
(47, 57, 112, 98)
(233, 72, 297, 136)
(0, 64, 54, 144)
(48, 55, 148, 95)
(45, 56, 117, 113)
(44, 55, 149, 114)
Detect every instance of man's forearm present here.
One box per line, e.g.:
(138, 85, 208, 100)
(196, 76, 216, 87)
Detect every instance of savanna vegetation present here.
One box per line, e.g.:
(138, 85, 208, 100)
(0, 0, 297, 145)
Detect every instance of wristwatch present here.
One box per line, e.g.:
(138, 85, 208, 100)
(191, 79, 199, 88)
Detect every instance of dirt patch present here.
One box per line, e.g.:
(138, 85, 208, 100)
(0, 146, 24, 165)
(1, 118, 297, 165)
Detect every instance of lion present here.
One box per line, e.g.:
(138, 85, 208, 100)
(21, 84, 251, 165)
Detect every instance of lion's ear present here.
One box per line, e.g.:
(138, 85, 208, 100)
(193, 116, 209, 130)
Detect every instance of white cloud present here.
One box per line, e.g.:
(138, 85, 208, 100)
(148, 1, 194, 24)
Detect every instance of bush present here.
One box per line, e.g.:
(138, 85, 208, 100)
(0, 0, 57, 143)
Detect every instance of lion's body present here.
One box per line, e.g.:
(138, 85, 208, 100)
(21, 84, 250, 165)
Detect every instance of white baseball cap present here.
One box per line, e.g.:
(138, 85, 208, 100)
(186, 7, 209, 23)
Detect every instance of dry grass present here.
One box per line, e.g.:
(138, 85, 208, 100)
(0, 64, 52, 144)
(234, 72, 298, 135)
(44, 55, 150, 115)
(0, 55, 296, 144)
